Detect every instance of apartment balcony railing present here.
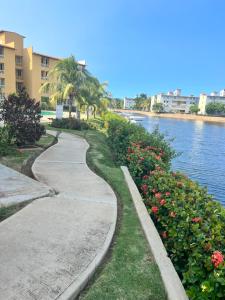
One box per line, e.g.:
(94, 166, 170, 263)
(0, 70, 4, 75)
(41, 76, 48, 80)
(41, 63, 49, 68)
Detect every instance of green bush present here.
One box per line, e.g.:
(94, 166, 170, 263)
(107, 117, 225, 299)
(107, 119, 176, 165)
(0, 88, 45, 146)
(140, 170, 225, 298)
(51, 118, 89, 130)
(0, 126, 14, 156)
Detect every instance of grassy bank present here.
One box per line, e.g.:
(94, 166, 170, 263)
(0, 134, 55, 172)
(56, 128, 166, 300)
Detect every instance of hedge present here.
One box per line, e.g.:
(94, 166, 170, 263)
(107, 117, 225, 299)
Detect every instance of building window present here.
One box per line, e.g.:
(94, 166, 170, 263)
(0, 63, 4, 74)
(15, 56, 23, 66)
(41, 70, 48, 80)
(41, 56, 49, 67)
(16, 82, 23, 92)
(0, 78, 5, 88)
(0, 46, 4, 57)
(0, 92, 5, 101)
(16, 69, 23, 80)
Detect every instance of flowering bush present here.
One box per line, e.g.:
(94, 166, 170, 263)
(139, 170, 225, 299)
(107, 119, 176, 165)
(107, 117, 225, 299)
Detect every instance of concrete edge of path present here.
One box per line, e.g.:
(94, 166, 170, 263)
(121, 166, 189, 300)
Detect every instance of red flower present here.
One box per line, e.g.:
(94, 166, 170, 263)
(165, 192, 171, 196)
(143, 175, 149, 180)
(155, 155, 161, 160)
(192, 217, 202, 223)
(161, 231, 168, 239)
(140, 157, 144, 161)
(141, 184, 148, 192)
(211, 251, 224, 268)
(160, 199, 166, 206)
(155, 192, 162, 199)
(169, 211, 176, 218)
(151, 206, 159, 214)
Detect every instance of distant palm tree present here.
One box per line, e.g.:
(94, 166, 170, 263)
(40, 55, 91, 118)
(80, 78, 108, 119)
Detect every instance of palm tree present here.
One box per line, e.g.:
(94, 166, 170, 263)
(40, 55, 91, 118)
(81, 78, 107, 120)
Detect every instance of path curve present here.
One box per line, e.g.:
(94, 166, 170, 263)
(0, 131, 117, 300)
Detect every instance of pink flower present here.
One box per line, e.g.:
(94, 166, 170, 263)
(211, 251, 224, 268)
(143, 175, 149, 180)
(155, 192, 162, 199)
(152, 188, 157, 193)
(160, 199, 166, 206)
(165, 192, 171, 196)
(151, 206, 159, 214)
(141, 184, 148, 192)
(161, 231, 168, 239)
(192, 217, 202, 223)
(169, 211, 176, 218)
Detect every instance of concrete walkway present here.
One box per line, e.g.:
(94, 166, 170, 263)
(0, 132, 117, 300)
(0, 164, 52, 207)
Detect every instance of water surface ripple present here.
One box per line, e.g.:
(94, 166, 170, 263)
(129, 114, 225, 206)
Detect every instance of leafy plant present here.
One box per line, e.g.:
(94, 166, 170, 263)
(0, 88, 45, 146)
(0, 126, 15, 156)
(51, 118, 89, 130)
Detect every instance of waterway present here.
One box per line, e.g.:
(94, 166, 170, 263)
(124, 113, 225, 206)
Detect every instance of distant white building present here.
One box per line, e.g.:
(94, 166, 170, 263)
(151, 89, 199, 113)
(198, 90, 225, 114)
(124, 97, 135, 109)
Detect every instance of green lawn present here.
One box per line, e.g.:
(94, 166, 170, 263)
(0, 134, 55, 172)
(57, 128, 166, 300)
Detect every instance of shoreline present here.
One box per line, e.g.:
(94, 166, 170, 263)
(115, 109, 225, 124)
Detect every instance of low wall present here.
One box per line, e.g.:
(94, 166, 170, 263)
(116, 109, 225, 124)
(121, 166, 188, 300)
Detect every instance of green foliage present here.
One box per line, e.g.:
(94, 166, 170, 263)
(134, 93, 151, 111)
(189, 104, 200, 114)
(152, 102, 164, 112)
(0, 88, 45, 146)
(140, 170, 225, 299)
(107, 119, 176, 166)
(0, 126, 15, 156)
(107, 116, 225, 299)
(205, 102, 225, 115)
(51, 118, 89, 130)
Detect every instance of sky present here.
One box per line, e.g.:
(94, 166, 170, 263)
(1, 0, 225, 98)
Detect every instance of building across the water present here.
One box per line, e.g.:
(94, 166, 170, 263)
(124, 97, 135, 109)
(198, 90, 225, 115)
(0, 30, 85, 103)
(151, 89, 199, 113)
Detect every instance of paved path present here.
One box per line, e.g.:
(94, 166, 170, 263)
(0, 164, 52, 207)
(0, 132, 117, 300)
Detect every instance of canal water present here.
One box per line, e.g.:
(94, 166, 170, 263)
(125, 113, 225, 206)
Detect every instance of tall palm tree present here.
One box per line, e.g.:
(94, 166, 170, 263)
(40, 55, 91, 118)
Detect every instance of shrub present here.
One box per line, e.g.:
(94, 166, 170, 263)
(107, 116, 225, 299)
(140, 170, 225, 299)
(0, 89, 45, 146)
(107, 119, 176, 165)
(0, 126, 14, 156)
(51, 118, 89, 130)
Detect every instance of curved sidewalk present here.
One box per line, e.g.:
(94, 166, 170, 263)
(0, 132, 117, 300)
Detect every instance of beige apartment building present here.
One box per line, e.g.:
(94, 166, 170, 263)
(0, 30, 85, 103)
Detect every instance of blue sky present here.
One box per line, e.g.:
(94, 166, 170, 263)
(1, 0, 225, 98)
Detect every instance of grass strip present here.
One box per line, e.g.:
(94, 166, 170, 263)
(58, 128, 166, 300)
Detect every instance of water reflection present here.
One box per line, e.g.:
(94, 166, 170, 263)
(127, 113, 225, 206)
